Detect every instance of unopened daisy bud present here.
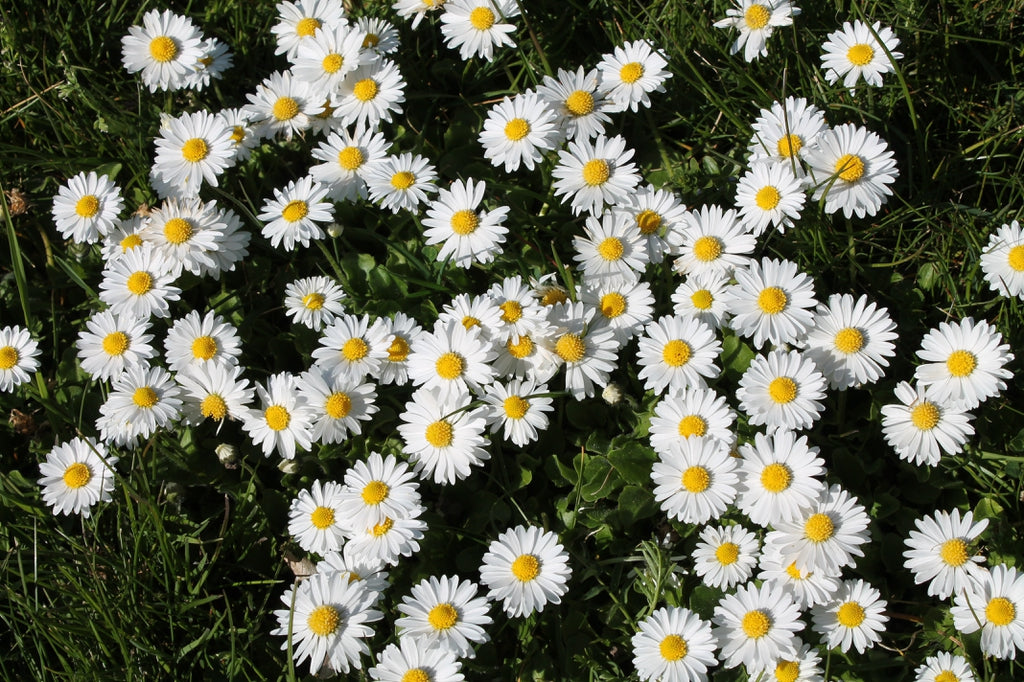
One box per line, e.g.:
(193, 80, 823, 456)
(278, 458, 301, 474)
(602, 382, 624, 405)
(327, 222, 344, 238)
(215, 443, 239, 469)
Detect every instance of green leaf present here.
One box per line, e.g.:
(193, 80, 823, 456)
(607, 438, 656, 486)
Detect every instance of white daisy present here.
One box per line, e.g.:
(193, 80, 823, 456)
(669, 204, 755, 278)
(735, 161, 806, 236)
(242, 372, 315, 460)
(311, 313, 392, 383)
(368, 637, 465, 682)
(437, 292, 504, 341)
(259, 176, 335, 251)
(291, 22, 369, 91)
(244, 70, 321, 141)
(736, 429, 826, 527)
(811, 579, 888, 654)
(726, 257, 817, 350)
(51, 171, 123, 244)
(821, 20, 902, 92)
(651, 437, 738, 525)
(714, 0, 800, 62)
(712, 581, 804, 671)
(310, 127, 390, 203)
(346, 512, 427, 567)
(580, 277, 656, 348)
(487, 275, 548, 344)
(296, 368, 379, 444)
(139, 197, 225, 277)
(903, 508, 990, 600)
(335, 59, 406, 129)
(547, 302, 619, 400)
(378, 312, 426, 386)
(748, 96, 829, 171)
(914, 652, 977, 682)
(338, 452, 419, 530)
(397, 388, 490, 485)
(479, 525, 571, 618)
(393, 0, 446, 29)
(804, 123, 899, 219)
(597, 39, 672, 113)
(648, 386, 736, 456)
(693, 524, 761, 590)
(407, 319, 496, 402)
(757, 542, 840, 609)
(880, 381, 974, 466)
(671, 273, 733, 330)
(481, 377, 554, 447)
(37, 437, 118, 518)
(981, 219, 1024, 299)
(217, 108, 261, 164)
(175, 362, 254, 426)
(184, 36, 233, 91)
(439, 0, 519, 61)
(636, 315, 721, 395)
(163, 309, 242, 374)
(422, 178, 509, 268)
(355, 17, 400, 56)
(97, 365, 182, 447)
(363, 152, 438, 214)
(100, 216, 145, 263)
(551, 134, 640, 216)
(536, 66, 611, 142)
(97, 244, 181, 320)
(317, 543, 391, 602)
(478, 91, 559, 172)
(615, 184, 688, 265)
(284, 275, 347, 331)
(492, 327, 560, 385)
(204, 207, 250, 279)
(120, 9, 203, 92)
(151, 110, 234, 199)
(952, 563, 1024, 660)
(802, 293, 898, 389)
(631, 606, 719, 682)
(572, 211, 650, 287)
(271, 0, 348, 60)
(769, 483, 871, 576)
(76, 311, 155, 382)
(736, 350, 827, 432)
(288, 479, 349, 555)
(914, 317, 1014, 410)
(761, 641, 824, 682)
(396, 575, 492, 659)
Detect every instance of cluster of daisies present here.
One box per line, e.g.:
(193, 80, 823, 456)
(3, 0, 1022, 679)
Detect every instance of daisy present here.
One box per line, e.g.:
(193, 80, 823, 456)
(736, 429, 826, 527)
(488, 275, 548, 343)
(368, 637, 465, 682)
(271, 571, 381, 676)
(217, 107, 261, 164)
(97, 243, 181, 319)
(481, 378, 554, 447)
(163, 309, 242, 373)
(37, 437, 118, 518)
(175, 362, 254, 426)
(204, 207, 250, 279)
(492, 327, 560, 385)
(551, 134, 640, 216)
(440, 0, 519, 61)
(100, 216, 145, 263)
(631, 606, 718, 682)
(422, 178, 510, 268)
(802, 293, 898, 390)
(636, 315, 721, 394)
(296, 368, 379, 444)
(734, 161, 806, 235)
(736, 350, 827, 432)
(712, 581, 804, 671)
(914, 317, 1014, 410)
(271, 0, 348, 60)
(310, 127, 390, 203)
(757, 542, 840, 609)
(981, 220, 1024, 299)
(397, 388, 490, 484)
(804, 123, 899, 219)
(880, 381, 974, 466)
(651, 437, 738, 525)
(669, 204, 755, 278)
(312, 313, 392, 383)
(76, 311, 155, 382)
(245, 70, 321, 141)
(97, 365, 182, 447)
(437, 292, 504, 340)
(648, 387, 736, 456)
(184, 37, 233, 91)
(364, 153, 438, 214)
(120, 9, 203, 92)
(914, 652, 977, 682)
(761, 641, 824, 682)
(821, 20, 902, 92)
(479, 525, 571, 617)
(671, 273, 733, 330)
(726, 257, 817, 350)
(580, 278, 656, 348)
(291, 23, 369, 91)
(259, 176, 335, 251)
(573, 211, 649, 287)
(952, 563, 1024, 660)
(140, 197, 225, 276)
(547, 302, 619, 400)
(714, 0, 800, 62)
(536, 66, 611, 142)
(378, 312, 426, 386)
(396, 575, 492, 659)
(346, 512, 427, 567)
(355, 17, 400, 56)
(284, 275, 347, 331)
(338, 452, 419, 530)
(478, 92, 559, 172)
(151, 110, 234, 199)
(51, 171, 123, 244)
(288, 479, 349, 555)
(903, 508, 990, 600)
(615, 184, 688, 265)
(770, 484, 871, 576)
(242, 372, 315, 460)
(597, 39, 672, 113)
(317, 543, 391, 601)
(811, 579, 888, 654)
(692, 524, 760, 590)
(335, 59, 406, 129)
(407, 319, 496, 401)
(747, 96, 829, 171)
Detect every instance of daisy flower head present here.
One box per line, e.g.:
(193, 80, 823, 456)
(821, 20, 902, 92)
(364, 152, 438, 214)
(669, 204, 755, 278)
(151, 110, 234, 199)
(205, 206, 250, 279)
(802, 293, 898, 390)
(536, 66, 612, 142)
(346, 510, 427, 567)
(438, 292, 504, 342)
(368, 637, 465, 682)
(903, 508, 989, 600)
(291, 22, 369, 91)
(422, 178, 509, 268)
(748, 96, 829, 171)
(120, 9, 203, 92)
(175, 362, 254, 426)
(712, 581, 804, 671)
(98, 244, 181, 320)
(811, 578, 888, 654)
(735, 161, 806, 236)
(397, 388, 490, 485)
(440, 0, 520, 62)
(636, 315, 721, 395)
(914, 317, 1014, 410)
(271, 0, 348, 60)
(736, 350, 827, 432)
(648, 386, 736, 456)
(338, 452, 419, 530)
(671, 273, 733, 330)
(407, 319, 496, 402)
(804, 122, 898, 219)
(762, 641, 824, 682)
(651, 437, 738, 525)
(271, 570, 381, 676)
(75, 311, 155, 382)
(546, 302, 619, 400)
(757, 541, 840, 609)
(184, 37, 233, 91)
(163, 309, 242, 374)
(393, 0, 446, 29)
(714, 0, 800, 62)
(736, 429, 826, 527)
(631, 606, 718, 682)
(312, 313, 392, 383)
(310, 127, 390, 203)
(479, 524, 571, 618)
(217, 108, 261, 164)
(395, 575, 492, 659)
(880, 381, 974, 466)
(981, 220, 1024, 299)
(296, 368, 379, 444)
(481, 377, 554, 447)
(139, 197, 226, 277)
(288, 479, 348, 555)
(52, 171, 124, 244)
(242, 372, 315, 460)
(615, 184, 688, 265)
(551, 134, 640, 216)
(244, 70, 321, 141)
(38, 437, 118, 518)
(97, 365, 182, 447)
(259, 176, 335, 251)
(0, 325, 40, 393)
(100, 216, 146, 263)
(693, 524, 761, 590)
(572, 211, 649, 287)
(770, 483, 871, 576)
(318, 543, 391, 601)
(378, 312, 426, 386)
(488, 275, 548, 343)
(355, 17, 400, 56)
(492, 326, 560, 385)
(335, 59, 406, 129)
(284, 275, 346, 331)
(580, 277, 656, 348)
(952, 563, 1024, 660)
(726, 257, 817, 350)
(478, 91, 559, 173)
(597, 39, 671, 113)
(914, 652, 977, 682)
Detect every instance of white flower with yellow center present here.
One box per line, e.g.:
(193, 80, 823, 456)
(671, 272, 732, 330)
(648, 386, 736, 456)
(140, 197, 227, 276)
(206, 207, 250, 279)
(244, 70, 321, 141)
(100, 216, 146, 263)
(259, 176, 335, 251)
(437, 292, 504, 342)
(407, 319, 496, 402)
(712, 581, 804, 671)
(288, 479, 349, 555)
(98, 244, 181, 320)
(284, 275, 347, 331)
(312, 313, 393, 383)
(804, 123, 898, 219)
(693, 524, 761, 590)
(184, 37, 233, 91)
(636, 314, 721, 395)
(397, 388, 490, 485)
(175, 362, 254, 427)
(669, 204, 755, 278)
(488, 275, 548, 344)
(581, 278, 656, 348)
(757, 541, 840, 609)
(597, 39, 671, 113)
(368, 637, 465, 682)
(914, 652, 977, 682)
(914, 317, 1014, 410)
(440, 0, 520, 61)
(393, 0, 446, 29)
(480, 525, 571, 617)
(479, 92, 560, 173)
(631, 606, 718, 682)
(651, 437, 738, 525)
(573, 211, 649, 287)
(396, 575, 492, 659)
(337, 452, 419, 530)
(811, 579, 888, 654)
(802, 293, 898, 390)
(747, 96, 829, 172)
(75, 311, 155, 382)
(736, 350, 826, 432)
(216, 107, 260, 163)
(291, 22, 369, 90)
(726, 257, 818, 350)
(714, 0, 800, 62)
(552, 134, 640, 216)
(51, 171, 124, 244)
(151, 110, 234, 199)
(952, 563, 1024, 660)
(422, 178, 510, 268)
(614, 184, 688, 265)
(904, 508, 989, 600)
(378, 312, 426, 386)
(770, 484, 871, 576)
(736, 429, 826, 527)
(491, 324, 560, 385)
(163, 309, 242, 373)
(97, 365, 182, 448)
(271, 0, 348, 60)
(355, 17, 400, 57)
(537, 66, 611, 142)
(880, 381, 974, 466)
(37, 437, 118, 518)
(735, 161, 806, 236)
(310, 127, 390, 202)
(346, 511, 427, 567)
(481, 377, 554, 447)
(546, 302, 619, 400)
(981, 219, 1024, 299)
(296, 367, 379, 445)
(363, 152, 438, 214)
(120, 8, 203, 92)
(821, 20, 902, 93)
(317, 544, 391, 603)
(759, 640, 824, 682)
(242, 372, 315, 460)
(336, 59, 406, 129)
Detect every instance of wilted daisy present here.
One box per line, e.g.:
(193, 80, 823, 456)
(914, 317, 1014, 409)
(648, 386, 736, 456)
(802, 293, 898, 389)
(242, 372, 315, 460)
(821, 20, 902, 92)
(422, 178, 509, 268)
(572, 211, 649, 286)
(770, 484, 871, 576)
(335, 59, 406, 129)
(981, 219, 1024, 299)
(368, 637, 465, 682)
(714, 0, 800, 62)
(914, 652, 977, 682)
(440, 0, 519, 61)
(748, 96, 828, 170)
(175, 362, 254, 426)
(288, 479, 348, 555)
(120, 9, 203, 92)
(163, 309, 242, 373)
(552, 134, 640, 216)
(726, 257, 817, 350)
(140, 197, 226, 277)
(312, 313, 392, 383)
(478, 92, 559, 173)
(284, 275, 347, 331)
(337, 452, 419, 530)
(736, 429, 826, 527)
(671, 273, 733, 330)
(271, 571, 381, 676)
(597, 39, 671, 112)
(547, 302, 619, 400)
(364, 152, 438, 214)
(479, 525, 571, 618)
(636, 315, 721, 394)
(245, 70, 320, 140)
(804, 123, 898, 219)
(98, 244, 181, 320)
(631, 606, 718, 682)
(651, 437, 738, 525)
(38, 437, 118, 518)
(669, 204, 755, 278)
(297, 368, 379, 444)
(536, 66, 611, 142)
(880, 381, 974, 466)
(952, 563, 1024, 660)
(291, 23, 368, 90)
(580, 277, 656, 347)
(811, 579, 888, 654)
(757, 542, 840, 609)
(397, 388, 490, 485)
(712, 581, 804, 671)
(259, 176, 335, 251)
(736, 350, 827, 432)
(378, 313, 426, 386)
(97, 365, 182, 447)
(396, 575, 492, 659)
(481, 378, 554, 447)
(735, 161, 806, 235)
(151, 110, 234, 199)
(693, 524, 760, 590)
(310, 127, 390, 202)
(76, 311, 155, 382)
(903, 508, 989, 600)
(52, 171, 124, 244)
(271, 0, 348, 60)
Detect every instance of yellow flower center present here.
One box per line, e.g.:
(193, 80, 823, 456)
(362, 33, 380, 49)
(200, 394, 228, 421)
(372, 517, 394, 536)
(659, 634, 688, 661)
(230, 126, 246, 144)
(946, 349, 976, 377)
(834, 153, 865, 182)
(599, 292, 627, 319)
(715, 542, 740, 565)
(597, 237, 624, 261)
(681, 465, 710, 493)
(934, 672, 959, 682)
(132, 386, 158, 408)
(504, 117, 531, 141)
(353, 78, 379, 102)
(804, 512, 835, 542)
(75, 195, 100, 218)
(634, 209, 662, 235)
(264, 405, 291, 431)
(500, 300, 523, 323)
(282, 200, 309, 223)
(426, 602, 459, 631)
(511, 553, 540, 581)
(785, 562, 806, 580)
(387, 336, 411, 362)
(741, 610, 772, 638)
(310, 505, 335, 529)
(776, 134, 803, 158)
(834, 327, 864, 354)
(435, 352, 464, 380)
(565, 89, 595, 116)
(337, 146, 365, 170)
(102, 331, 130, 356)
(619, 61, 644, 84)
(120, 234, 143, 252)
(342, 338, 369, 362)
(148, 36, 178, 62)
(939, 538, 969, 567)
(755, 185, 781, 210)
(462, 316, 481, 330)
(690, 289, 714, 310)
(321, 53, 343, 74)
(692, 236, 722, 262)
(760, 463, 792, 493)
(127, 271, 153, 295)
(0, 346, 18, 370)
(390, 171, 415, 190)
(581, 159, 611, 186)
(191, 335, 217, 360)
(450, 209, 479, 235)
(361, 480, 389, 505)
(662, 339, 692, 367)
(744, 4, 771, 29)
(503, 395, 529, 420)
(540, 289, 568, 306)
(774, 660, 800, 682)
(768, 377, 797, 404)
(757, 286, 788, 314)
(1008, 245, 1024, 272)
(847, 43, 875, 66)
(677, 415, 707, 438)
(272, 96, 300, 122)
(469, 6, 495, 30)
(425, 420, 453, 448)
(401, 670, 430, 682)
(295, 17, 322, 37)
(555, 333, 586, 363)
(325, 392, 352, 419)
(163, 217, 193, 245)
(181, 138, 208, 163)
(507, 335, 534, 359)
(837, 601, 866, 628)
(62, 462, 92, 489)
(986, 596, 1016, 626)
(306, 604, 340, 637)
(910, 401, 940, 430)
(302, 292, 325, 310)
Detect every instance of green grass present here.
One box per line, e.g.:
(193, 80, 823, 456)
(2, 0, 1024, 680)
